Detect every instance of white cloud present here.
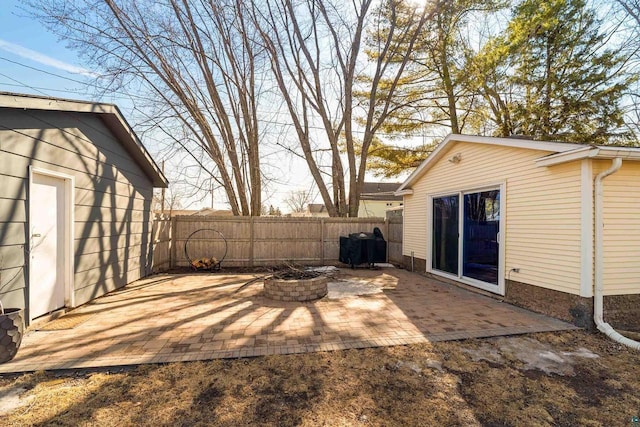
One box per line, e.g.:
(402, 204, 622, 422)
(0, 38, 99, 78)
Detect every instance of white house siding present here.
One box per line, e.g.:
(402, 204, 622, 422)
(0, 108, 154, 312)
(403, 141, 584, 295)
(358, 200, 402, 218)
(597, 160, 640, 296)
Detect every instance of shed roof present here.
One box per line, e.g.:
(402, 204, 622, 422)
(360, 182, 403, 201)
(0, 92, 168, 187)
(308, 203, 328, 214)
(397, 134, 640, 194)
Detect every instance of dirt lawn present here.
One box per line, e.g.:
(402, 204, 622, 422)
(1, 330, 639, 426)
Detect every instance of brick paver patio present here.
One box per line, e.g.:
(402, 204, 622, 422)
(0, 268, 576, 373)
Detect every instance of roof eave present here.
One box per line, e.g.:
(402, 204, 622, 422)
(99, 110, 168, 187)
(397, 134, 587, 192)
(536, 146, 640, 167)
(0, 92, 168, 188)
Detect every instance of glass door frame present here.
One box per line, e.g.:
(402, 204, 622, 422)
(427, 183, 506, 295)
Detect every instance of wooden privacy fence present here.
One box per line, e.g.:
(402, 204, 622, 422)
(150, 215, 403, 271)
(151, 214, 171, 273)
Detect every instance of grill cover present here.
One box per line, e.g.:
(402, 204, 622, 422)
(339, 228, 387, 267)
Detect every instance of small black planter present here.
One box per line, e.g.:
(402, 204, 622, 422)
(0, 308, 24, 363)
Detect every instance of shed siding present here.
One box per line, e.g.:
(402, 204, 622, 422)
(403, 141, 583, 295)
(0, 108, 154, 313)
(597, 160, 640, 295)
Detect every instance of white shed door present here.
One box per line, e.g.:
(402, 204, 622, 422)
(30, 173, 66, 318)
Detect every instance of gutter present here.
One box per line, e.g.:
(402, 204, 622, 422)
(593, 157, 640, 349)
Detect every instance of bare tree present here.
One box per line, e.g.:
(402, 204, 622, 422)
(284, 189, 314, 213)
(28, 0, 265, 215)
(251, 0, 431, 217)
(618, 0, 640, 23)
(152, 186, 183, 214)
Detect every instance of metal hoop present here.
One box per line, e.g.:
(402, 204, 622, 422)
(184, 228, 228, 271)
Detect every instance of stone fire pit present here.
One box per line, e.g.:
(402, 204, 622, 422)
(264, 271, 328, 302)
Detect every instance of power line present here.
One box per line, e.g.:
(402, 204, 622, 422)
(0, 71, 49, 97)
(0, 81, 87, 96)
(0, 56, 448, 140)
(0, 80, 150, 104)
(0, 56, 92, 86)
(0, 56, 156, 104)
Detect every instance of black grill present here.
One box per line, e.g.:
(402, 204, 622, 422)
(339, 227, 387, 268)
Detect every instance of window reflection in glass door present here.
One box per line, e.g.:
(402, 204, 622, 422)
(463, 190, 500, 285)
(432, 195, 459, 275)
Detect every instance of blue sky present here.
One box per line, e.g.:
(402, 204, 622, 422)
(0, 1, 96, 99)
(0, 1, 396, 211)
(0, 1, 325, 211)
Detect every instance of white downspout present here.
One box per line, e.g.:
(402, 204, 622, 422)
(594, 157, 640, 349)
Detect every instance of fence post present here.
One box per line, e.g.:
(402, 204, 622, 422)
(320, 218, 325, 265)
(170, 215, 177, 269)
(149, 215, 156, 274)
(249, 216, 255, 267)
(384, 218, 390, 263)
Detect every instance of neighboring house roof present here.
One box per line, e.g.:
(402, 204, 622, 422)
(360, 182, 403, 201)
(396, 134, 640, 194)
(192, 208, 233, 216)
(308, 203, 328, 214)
(155, 208, 234, 217)
(153, 209, 199, 217)
(306, 183, 402, 214)
(0, 92, 168, 187)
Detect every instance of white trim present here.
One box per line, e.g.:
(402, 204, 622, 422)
(439, 134, 584, 152)
(430, 269, 503, 294)
(427, 182, 500, 200)
(536, 146, 640, 167)
(395, 189, 414, 196)
(397, 133, 586, 192)
(427, 182, 506, 296)
(580, 159, 594, 297)
(497, 182, 506, 295)
(425, 194, 433, 273)
(402, 197, 408, 261)
(28, 167, 75, 323)
(457, 194, 464, 279)
(430, 268, 459, 283)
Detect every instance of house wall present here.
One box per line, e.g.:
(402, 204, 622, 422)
(0, 108, 154, 319)
(596, 159, 640, 296)
(403, 141, 584, 295)
(358, 200, 402, 218)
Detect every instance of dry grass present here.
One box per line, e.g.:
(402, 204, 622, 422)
(1, 330, 639, 426)
(437, 330, 640, 427)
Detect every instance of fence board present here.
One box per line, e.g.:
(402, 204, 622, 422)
(151, 215, 405, 269)
(388, 217, 404, 264)
(151, 215, 171, 272)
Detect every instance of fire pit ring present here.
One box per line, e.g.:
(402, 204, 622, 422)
(264, 275, 328, 302)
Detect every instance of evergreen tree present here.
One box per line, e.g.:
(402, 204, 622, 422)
(355, 0, 505, 177)
(472, 0, 635, 143)
(359, 0, 504, 136)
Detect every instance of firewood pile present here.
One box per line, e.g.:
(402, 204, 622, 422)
(190, 257, 219, 271)
(184, 228, 228, 272)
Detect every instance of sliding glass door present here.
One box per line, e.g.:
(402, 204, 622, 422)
(432, 188, 501, 288)
(463, 190, 500, 285)
(432, 195, 459, 275)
